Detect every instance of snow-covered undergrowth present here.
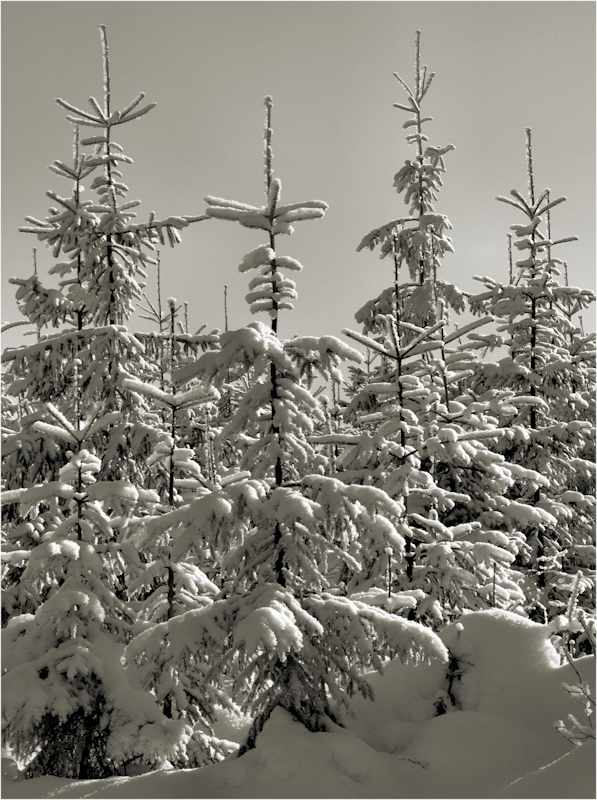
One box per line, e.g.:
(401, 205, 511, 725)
(3, 610, 594, 799)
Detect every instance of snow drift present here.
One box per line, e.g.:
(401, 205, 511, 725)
(3, 610, 594, 799)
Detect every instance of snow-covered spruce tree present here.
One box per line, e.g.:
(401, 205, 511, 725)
(1, 26, 211, 777)
(84, 265, 244, 768)
(317, 32, 543, 629)
(116, 299, 223, 631)
(467, 128, 596, 630)
(113, 298, 236, 769)
(121, 96, 450, 760)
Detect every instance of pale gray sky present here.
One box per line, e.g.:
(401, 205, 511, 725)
(2, 2, 595, 350)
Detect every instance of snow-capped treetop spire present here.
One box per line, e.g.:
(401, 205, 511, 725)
(355, 31, 459, 335)
(414, 29, 421, 99)
(264, 95, 274, 193)
(56, 25, 157, 131)
(99, 24, 110, 120)
(392, 30, 438, 163)
(204, 97, 328, 332)
(525, 127, 535, 206)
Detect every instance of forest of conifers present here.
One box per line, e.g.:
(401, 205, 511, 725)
(1, 27, 594, 781)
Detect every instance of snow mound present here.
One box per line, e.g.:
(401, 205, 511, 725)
(443, 610, 589, 730)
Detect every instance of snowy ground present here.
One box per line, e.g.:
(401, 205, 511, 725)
(2, 610, 595, 799)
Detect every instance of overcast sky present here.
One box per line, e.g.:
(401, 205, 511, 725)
(2, 1, 595, 351)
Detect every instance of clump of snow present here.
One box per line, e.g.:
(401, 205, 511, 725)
(2, 610, 594, 799)
(442, 610, 564, 725)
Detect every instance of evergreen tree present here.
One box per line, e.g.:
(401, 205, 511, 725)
(330, 32, 556, 632)
(467, 128, 596, 630)
(1, 25, 210, 777)
(126, 95, 450, 758)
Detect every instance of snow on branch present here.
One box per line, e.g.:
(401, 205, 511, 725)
(173, 323, 297, 389)
(342, 329, 398, 361)
(399, 320, 445, 357)
(443, 316, 495, 345)
(356, 218, 416, 253)
(122, 378, 219, 408)
(1, 481, 75, 508)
